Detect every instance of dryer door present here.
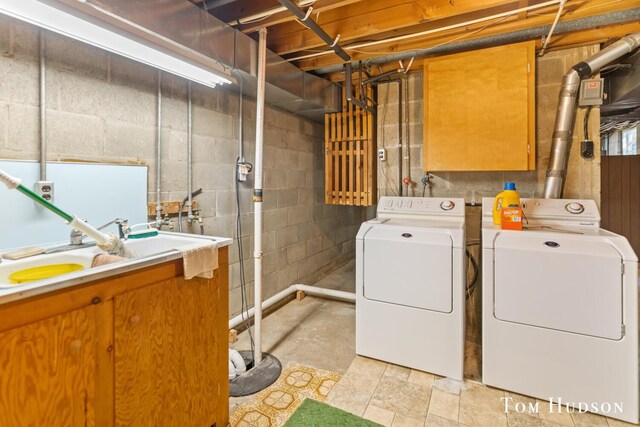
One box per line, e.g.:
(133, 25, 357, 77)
(363, 225, 453, 313)
(494, 233, 623, 339)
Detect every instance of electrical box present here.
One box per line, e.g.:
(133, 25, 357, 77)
(579, 79, 604, 106)
(378, 148, 386, 162)
(35, 181, 54, 203)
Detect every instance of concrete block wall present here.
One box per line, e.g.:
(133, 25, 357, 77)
(0, 16, 365, 317)
(377, 44, 602, 205)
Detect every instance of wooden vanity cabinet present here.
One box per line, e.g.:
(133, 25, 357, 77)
(0, 246, 229, 427)
(0, 306, 98, 426)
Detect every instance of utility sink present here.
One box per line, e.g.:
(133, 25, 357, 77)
(0, 232, 232, 295)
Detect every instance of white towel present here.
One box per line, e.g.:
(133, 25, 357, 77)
(182, 242, 218, 280)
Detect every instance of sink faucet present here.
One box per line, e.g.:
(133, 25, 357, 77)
(71, 218, 129, 245)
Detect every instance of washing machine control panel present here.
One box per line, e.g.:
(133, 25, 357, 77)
(378, 197, 464, 217)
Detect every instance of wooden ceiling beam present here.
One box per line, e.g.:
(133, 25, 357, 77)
(294, 0, 639, 71)
(237, 0, 364, 33)
(266, 0, 529, 56)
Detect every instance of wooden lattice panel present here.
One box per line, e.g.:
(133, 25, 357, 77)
(325, 86, 376, 206)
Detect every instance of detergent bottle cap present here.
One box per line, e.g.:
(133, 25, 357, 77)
(504, 182, 516, 190)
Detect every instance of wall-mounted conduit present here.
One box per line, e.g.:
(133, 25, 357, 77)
(39, 30, 46, 182)
(155, 70, 163, 227)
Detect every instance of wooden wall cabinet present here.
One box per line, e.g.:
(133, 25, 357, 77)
(423, 42, 536, 171)
(0, 247, 229, 427)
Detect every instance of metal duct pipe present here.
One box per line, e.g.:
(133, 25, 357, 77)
(313, 9, 640, 75)
(275, 0, 350, 62)
(543, 32, 640, 198)
(155, 70, 163, 226)
(39, 30, 46, 181)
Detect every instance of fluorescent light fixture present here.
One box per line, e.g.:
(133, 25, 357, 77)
(0, 0, 232, 88)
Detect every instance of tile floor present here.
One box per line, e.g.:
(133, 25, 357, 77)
(230, 260, 636, 427)
(329, 355, 635, 427)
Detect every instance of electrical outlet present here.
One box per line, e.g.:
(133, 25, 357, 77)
(35, 181, 54, 203)
(237, 161, 252, 182)
(378, 148, 386, 162)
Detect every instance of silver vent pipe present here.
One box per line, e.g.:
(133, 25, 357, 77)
(543, 33, 640, 198)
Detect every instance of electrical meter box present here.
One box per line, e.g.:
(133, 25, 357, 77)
(579, 78, 604, 106)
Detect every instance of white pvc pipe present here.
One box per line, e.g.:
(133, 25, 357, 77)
(229, 349, 247, 374)
(228, 284, 356, 330)
(253, 27, 268, 365)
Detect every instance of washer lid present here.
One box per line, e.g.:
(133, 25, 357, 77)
(363, 225, 454, 313)
(493, 233, 623, 340)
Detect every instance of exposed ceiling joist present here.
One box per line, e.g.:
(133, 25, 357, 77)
(267, 0, 530, 56)
(294, 0, 640, 71)
(192, 0, 640, 74)
(323, 20, 640, 82)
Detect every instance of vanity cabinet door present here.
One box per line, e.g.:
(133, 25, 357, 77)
(113, 275, 227, 427)
(0, 306, 97, 427)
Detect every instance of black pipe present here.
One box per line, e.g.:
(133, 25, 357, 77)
(345, 62, 374, 113)
(276, 0, 351, 62)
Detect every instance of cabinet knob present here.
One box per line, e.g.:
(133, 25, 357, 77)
(69, 339, 82, 354)
(129, 314, 140, 325)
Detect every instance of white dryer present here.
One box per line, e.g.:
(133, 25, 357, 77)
(482, 197, 639, 424)
(356, 196, 466, 380)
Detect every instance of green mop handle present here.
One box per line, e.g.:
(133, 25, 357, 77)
(0, 169, 73, 222)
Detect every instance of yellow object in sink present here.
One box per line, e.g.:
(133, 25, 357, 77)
(9, 263, 85, 284)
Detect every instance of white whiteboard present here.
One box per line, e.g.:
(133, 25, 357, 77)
(0, 160, 148, 251)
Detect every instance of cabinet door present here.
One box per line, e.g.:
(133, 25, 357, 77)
(0, 307, 96, 427)
(114, 276, 226, 427)
(423, 42, 536, 171)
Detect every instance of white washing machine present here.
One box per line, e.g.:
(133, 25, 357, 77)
(482, 197, 639, 424)
(356, 196, 466, 380)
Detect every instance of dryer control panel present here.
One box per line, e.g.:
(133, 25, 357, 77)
(481, 197, 600, 227)
(378, 197, 465, 218)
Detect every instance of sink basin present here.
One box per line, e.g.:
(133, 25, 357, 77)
(123, 233, 216, 257)
(0, 232, 228, 290)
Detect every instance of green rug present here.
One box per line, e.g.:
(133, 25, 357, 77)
(284, 399, 383, 427)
